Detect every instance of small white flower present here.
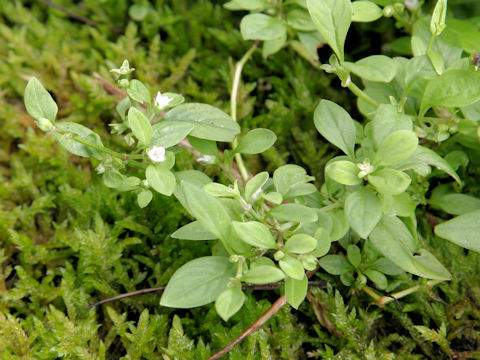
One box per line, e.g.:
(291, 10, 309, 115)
(357, 160, 375, 178)
(148, 146, 166, 162)
(197, 155, 215, 163)
(154, 91, 173, 110)
(404, 0, 419, 11)
(142, 179, 149, 187)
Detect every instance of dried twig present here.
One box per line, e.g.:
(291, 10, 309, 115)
(208, 267, 322, 359)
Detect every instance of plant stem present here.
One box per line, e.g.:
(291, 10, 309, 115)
(72, 136, 124, 158)
(347, 81, 380, 108)
(363, 280, 444, 307)
(230, 43, 258, 183)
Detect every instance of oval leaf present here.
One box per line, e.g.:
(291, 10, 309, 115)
(270, 203, 318, 223)
(171, 221, 217, 241)
(314, 100, 356, 158)
(344, 55, 397, 83)
(24, 77, 58, 122)
(284, 234, 317, 254)
(232, 221, 277, 249)
(240, 13, 287, 40)
(325, 160, 362, 185)
(151, 121, 194, 148)
(128, 107, 152, 146)
(306, 0, 352, 62)
(160, 256, 235, 308)
(241, 265, 285, 284)
(279, 255, 305, 280)
(285, 275, 308, 309)
(165, 103, 240, 142)
(352, 1, 383, 23)
(345, 188, 382, 239)
(374, 130, 418, 166)
(146, 165, 176, 196)
(234, 128, 277, 154)
(368, 169, 411, 195)
(215, 286, 245, 321)
(435, 210, 480, 253)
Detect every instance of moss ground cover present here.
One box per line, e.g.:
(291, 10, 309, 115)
(2, 1, 480, 359)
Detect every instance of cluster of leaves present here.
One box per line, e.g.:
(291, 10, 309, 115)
(3, 0, 480, 359)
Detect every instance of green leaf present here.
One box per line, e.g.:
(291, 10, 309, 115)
(306, 0, 352, 62)
(279, 255, 305, 280)
(420, 70, 480, 117)
(165, 103, 240, 142)
(204, 183, 237, 197)
(270, 203, 318, 223)
(24, 77, 58, 122)
(145, 165, 176, 196)
(127, 79, 151, 104)
(314, 100, 356, 158)
(369, 216, 450, 280)
(285, 275, 308, 309)
(171, 221, 217, 241)
(180, 182, 232, 246)
(430, 0, 447, 35)
(188, 136, 218, 156)
(54, 122, 104, 159)
(413, 249, 451, 280)
(273, 164, 314, 196)
(245, 172, 269, 202)
(311, 228, 331, 257)
(395, 146, 461, 184)
(430, 194, 480, 216)
(344, 55, 396, 82)
(368, 169, 411, 195)
(241, 265, 285, 284)
(351, 1, 382, 22)
(369, 215, 418, 274)
(284, 234, 317, 254)
(234, 128, 277, 154)
(347, 245, 362, 268)
(128, 107, 152, 146)
(224, 0, 269, 11)
(325, 160, 362, 186)
(137, 189, 153, 208)
(435, 210, 480, 252)
(129, 4, 149, 21)
(263, 192, 283, 204)
(151, 121, 194, 148)
(262, 33, 287, 57)
(319, 255, 353, 275)
(442, 19, 480, 53)
(364, 269, 387, 289)
(427, 49, 444, 75)
(370, 104, 413, 149)
(240, 13, 287, 41)
(215, 286, 245, 321)
(287, 9, 316, 31)
(345, 188, 382, 238)
(370, 257, 404, 276)
(160, 256, 235, 308)
(232, 221, 277, 249)
(374, 130, 418, 166)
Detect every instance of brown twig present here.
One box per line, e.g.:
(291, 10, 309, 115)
(208, 294, 287, 360)
(306, 291, 342, 337)
(85, 281, 326, 310)
(208, 266, 322, 360)
(41, 0, 122, 33)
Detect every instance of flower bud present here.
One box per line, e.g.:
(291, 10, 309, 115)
(35, 117, 54, 132)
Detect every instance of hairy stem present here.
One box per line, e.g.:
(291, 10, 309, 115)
(347, 81, 380, 108)
(230, 43, 258, 183)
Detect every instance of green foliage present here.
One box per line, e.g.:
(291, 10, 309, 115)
(4, 0, 480, 358)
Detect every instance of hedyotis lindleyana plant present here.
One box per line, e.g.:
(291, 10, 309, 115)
(23, 0, 480, 322)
